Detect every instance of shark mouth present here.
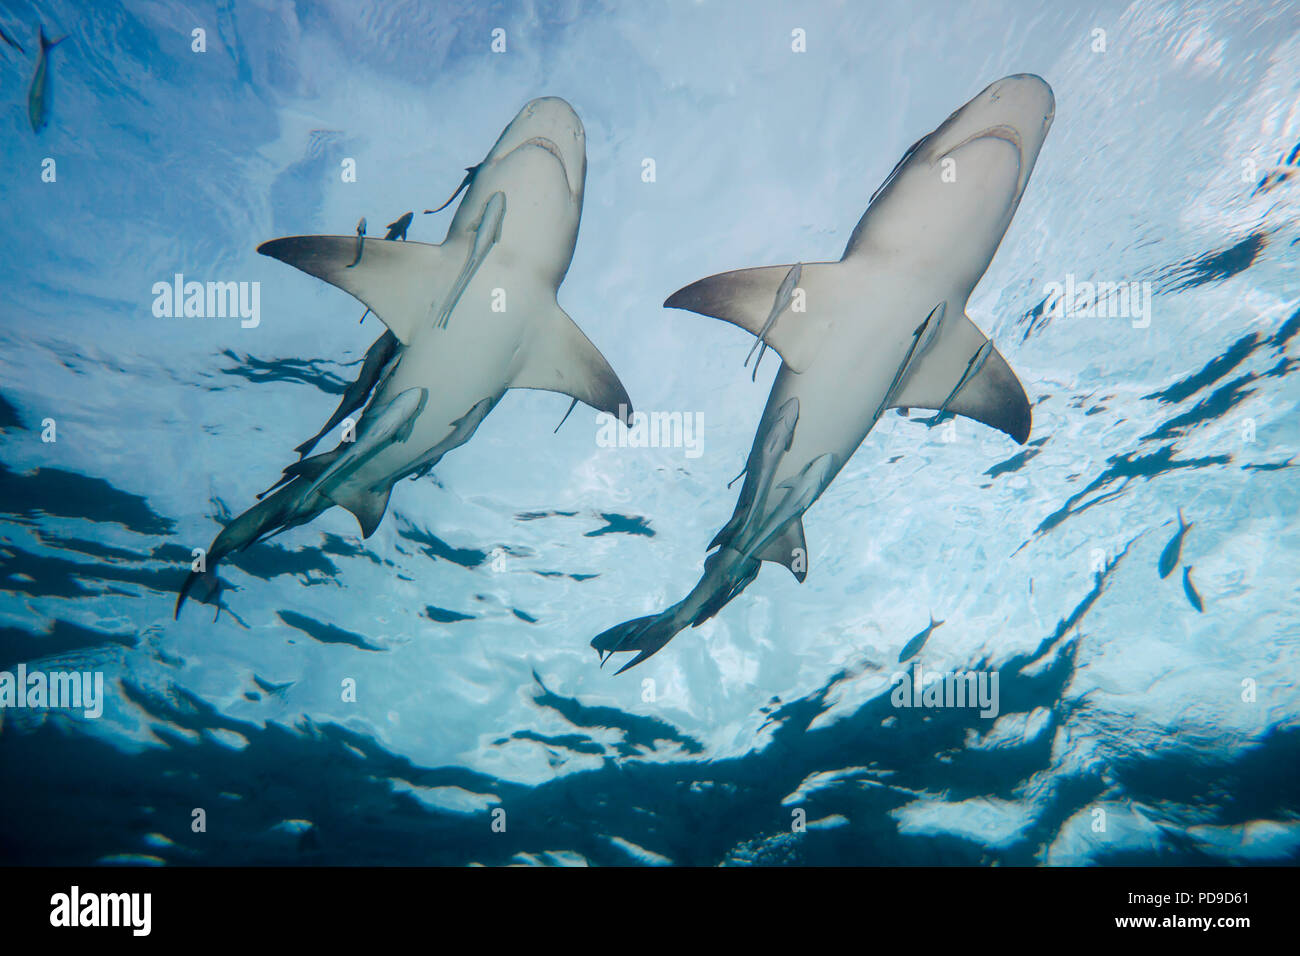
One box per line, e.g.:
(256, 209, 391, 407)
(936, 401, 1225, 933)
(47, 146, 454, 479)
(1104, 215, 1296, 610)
(503, 135, 577, 196)
(939, 123, 1024, 162)
(938, 123, 1028, 197)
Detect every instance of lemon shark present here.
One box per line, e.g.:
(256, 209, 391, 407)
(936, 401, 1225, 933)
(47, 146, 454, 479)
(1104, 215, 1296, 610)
(593, 74, 1055, 672)
(178, 97, 632, 616)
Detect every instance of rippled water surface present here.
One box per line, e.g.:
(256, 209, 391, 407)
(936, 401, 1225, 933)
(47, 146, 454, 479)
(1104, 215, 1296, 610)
(0, 0, 1297, 865)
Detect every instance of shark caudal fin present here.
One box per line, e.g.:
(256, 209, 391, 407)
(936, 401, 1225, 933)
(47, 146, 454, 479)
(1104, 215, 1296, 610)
(591, 610, 688, 675)
(888, 308, 1031, 444)
(175, 478, 328, 619)
(39, 26, 67, 52)
(592, 548, 763, 673)
(174, 569, 222, 620)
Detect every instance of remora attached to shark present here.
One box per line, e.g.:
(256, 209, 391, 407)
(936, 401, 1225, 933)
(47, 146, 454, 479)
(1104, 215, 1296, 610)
(593, 74, 1055, 673)
(178, 97, 632, 616)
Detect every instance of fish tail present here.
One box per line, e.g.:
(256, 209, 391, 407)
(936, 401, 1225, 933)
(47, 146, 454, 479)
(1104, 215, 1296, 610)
(175, 569, 221, 620)
(39, 26, 66, 51)
(591, 550, 758, 674)
(591, 610, 688, 675)
(175, 479, 323, 618)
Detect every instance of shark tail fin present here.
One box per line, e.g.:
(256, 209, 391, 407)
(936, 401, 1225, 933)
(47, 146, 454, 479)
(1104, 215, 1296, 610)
(175, 569, 221, 620)
(176, 479, 328, 619)
(39, 26, 66, 50)
(592, 611, 687, 675)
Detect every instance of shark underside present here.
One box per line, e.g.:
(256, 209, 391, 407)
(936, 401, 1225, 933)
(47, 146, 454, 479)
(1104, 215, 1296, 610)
(594, 74, 1056, 672)
(177, 98, 632, 617)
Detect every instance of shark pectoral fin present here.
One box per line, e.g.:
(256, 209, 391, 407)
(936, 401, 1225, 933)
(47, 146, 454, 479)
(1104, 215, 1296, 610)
(258, 237, 460, 346)
(889, 311, 1031, 444)
(324, 484, 393, 538)
(510, 302, 634, 426)
(756, 517, 808, 582)
(664, 264, 832, 373)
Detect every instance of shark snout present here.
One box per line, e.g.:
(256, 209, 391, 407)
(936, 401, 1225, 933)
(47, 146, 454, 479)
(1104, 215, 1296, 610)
(523, 96, 583, 129)
(499, 96, 586, 196)
(932, 73, 1053, 192)
(986, 73, 1055, 132)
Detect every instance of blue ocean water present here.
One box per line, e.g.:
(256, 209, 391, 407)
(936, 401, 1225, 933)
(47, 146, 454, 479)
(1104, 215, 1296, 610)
(0, 0, 1297, 866)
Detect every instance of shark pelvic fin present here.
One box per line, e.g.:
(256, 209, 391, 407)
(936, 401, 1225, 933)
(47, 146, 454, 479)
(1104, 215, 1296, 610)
(325, 484, 393, 538)
(755, 516, 808, 582)
(888, 310, 1031, 444)
(511, 301, 634, 426)
(665, 263, 832, 373)
(258, 237, 460, 346)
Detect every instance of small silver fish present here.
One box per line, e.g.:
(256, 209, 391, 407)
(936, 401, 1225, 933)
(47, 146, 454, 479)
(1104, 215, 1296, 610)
(935, 339, 993, 419)
(875, 301, 946, 420)
(1158, 509, 1193, 579)
(738, 452, 836, 562)
(730, 397, 800, 546)
(898, 614, 944, 663)
(27, 26, 66, 133)
(745, 262, 802, 379)
(346, 217, 367, 268)
(0, 25, 25, 53)
(425, 164, 480, 214)
(383, 211, 413, 241)
(1182, 565, 1204, 613)
(434, 191, 505, 330)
